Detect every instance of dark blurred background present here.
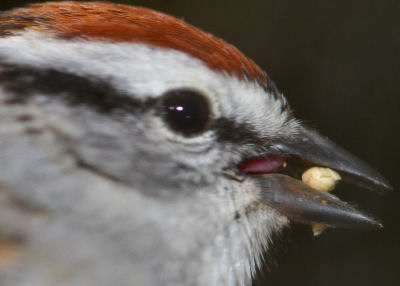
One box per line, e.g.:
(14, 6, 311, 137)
(1, 1, 398, 285)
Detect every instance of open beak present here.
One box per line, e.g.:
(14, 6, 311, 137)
(240, 126, 392, 229)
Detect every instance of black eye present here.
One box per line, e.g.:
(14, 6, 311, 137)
(159, 89, 211, 136)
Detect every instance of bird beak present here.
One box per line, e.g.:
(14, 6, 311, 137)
(240, 126, 392, 229)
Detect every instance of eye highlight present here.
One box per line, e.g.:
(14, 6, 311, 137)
(159, 89, 211, 136)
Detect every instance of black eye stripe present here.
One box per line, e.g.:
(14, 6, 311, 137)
(212, 117, 264, 145)
(0, 63, 158, 114)
(158, 89, 211, 136)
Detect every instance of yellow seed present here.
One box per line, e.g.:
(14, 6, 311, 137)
(311, 223, 327, 236)
(302, 167, 341, 192)
(301, 167, 341, 236)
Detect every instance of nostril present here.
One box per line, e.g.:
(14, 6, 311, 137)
(239, 155, 286, 174)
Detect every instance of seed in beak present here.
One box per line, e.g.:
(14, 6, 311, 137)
(302, 167, 342, 235)
(302, 167, 341, 192)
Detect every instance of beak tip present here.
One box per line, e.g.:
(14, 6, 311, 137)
(344, 210, 384, 230)
(370, 217, 384, 229)
(369, 221, 384, 230)
(381, 180, 394, 191)
(369, 173, 393, 192)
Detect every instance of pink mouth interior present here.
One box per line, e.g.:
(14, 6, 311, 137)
(239, 155, 286, 174)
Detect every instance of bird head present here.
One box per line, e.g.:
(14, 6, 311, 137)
(0, 2, 391, 285)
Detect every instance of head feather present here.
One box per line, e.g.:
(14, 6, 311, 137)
(0, 1, 266, 84)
